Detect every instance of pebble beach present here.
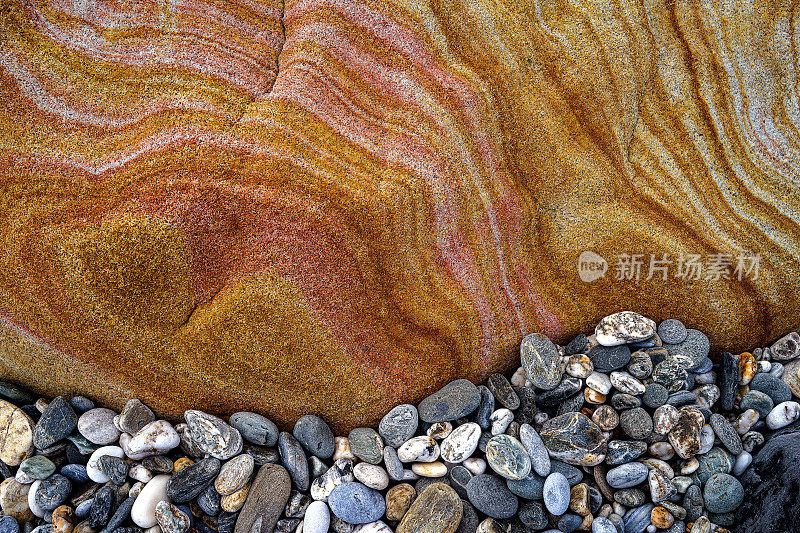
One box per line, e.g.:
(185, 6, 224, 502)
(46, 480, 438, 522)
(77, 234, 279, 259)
(1, 311, 799, 533)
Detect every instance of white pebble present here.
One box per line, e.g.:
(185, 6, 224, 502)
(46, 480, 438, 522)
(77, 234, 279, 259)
(463, 457, 487, 475)
(130, 464, 153, 483)
(77, 408, 121, 445)
(353, 521, 393, 533)
(543, 472, 569, 515)
(145, 526, 161, 533)
(87, 446, 126, 483)
(303, 501, 330, 533)
(126, 421, 180, 460)
(411, 461, 447, 477)
(131, 474, 171, 528)
(15, 470, 34, 484)
(129, 481, 144, 499)
(440, 423, 481, 464)
(766, 401, 800, 430)
(732, 451, 753, 476)
(758, 361, 771, 373)
(511, 367, 527, 387)
(27, 479, 44, 518)
(353, 463, 389, 490)
(489, 408, 513, 435)
(586, 372, 612, 395)
(397, 436, 439, 463)
(610, 371, 646, 395)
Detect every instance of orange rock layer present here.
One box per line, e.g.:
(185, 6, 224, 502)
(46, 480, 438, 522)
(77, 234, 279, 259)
(0, 0, 798, 430)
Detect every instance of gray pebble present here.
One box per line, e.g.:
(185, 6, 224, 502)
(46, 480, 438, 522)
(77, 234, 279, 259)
(466, 474, 519, 519)
(542, 472, 569, 515)
(229, 412, 279, 447)
(378, 405, 418, 448)
(278, 432, 310, 492)
(658, 319, 688, 344)
(347, 428, 383, 465)
(418, 379, 481, 423)
(293, 415, 334, 460)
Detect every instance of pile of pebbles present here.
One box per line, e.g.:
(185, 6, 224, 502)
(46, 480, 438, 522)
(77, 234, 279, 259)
(1, 311, 799, 533)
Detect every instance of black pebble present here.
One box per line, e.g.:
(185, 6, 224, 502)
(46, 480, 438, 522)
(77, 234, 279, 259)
(474, 386, 495, 430)
(197, 485, 221, 517)
(167, 458, 221, 503)
(33, 397, 77, 450)
(99, 496, 134, 533)
(88, 485, 115, 528)
(34, 474, 72, 511)
(278, 432, 310, 492)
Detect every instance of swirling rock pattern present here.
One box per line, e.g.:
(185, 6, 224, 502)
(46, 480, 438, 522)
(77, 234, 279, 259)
(0, 0, 798, 430)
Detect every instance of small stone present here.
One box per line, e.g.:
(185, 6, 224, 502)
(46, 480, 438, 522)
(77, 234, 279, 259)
(486, 374, 519, 410)
(333, 437, 356, 462)
(154, 502, 190, 533)
(396, 483, 461, 533)
(77, 409, 120, 446)
(741, 430, 765, 453)
(385, 484, 415, 521)
(732, 451, 752, 476)
(440, 422, 481, 464)
(592, 405, 619, 431)
(611, 392, 641, 410)
(589, 345, 632, 372)
(33, 397, 77, 450)
(683, 485, 703, 522)
(86, 446, 125, 483)
(622, 504, 654, 533)
(60, 464, 89, 484)
(125, 421, 180, 461)
(0, 514, 20, 533)
(648, 469, 676, 502)
(519, 423, 551, 477)
(226, 412, 278, 448)
(520, 333, 563, 391)
(658, 319, 687, 344)
(668, 408, 703, 459)
(96, 454, 130, 485)
(34, 474, 71, 511)
(739, 352, 758, 385)
(627, 351, 654, 380)
(310, 459, 355, 502)
(117, 400, 155, 436)
(489, 409, 513, 435)
(20, 455, 55, 480)
(129, 464, 152, 483)
(709, 414, 743, 455)
(463, 457, 486, 475)
(220, 482, 249, 512)
(592, 516, 616, 533)
(328, 482, 385, 525)
(485, 435, 531, 480)
(167, 457, 221, 503)
(0, 478, 34, 522)
(586, 372, 613, 395)
(698, 424, 715, 455)
(605, 440, 647, 466)
(649, 441, 675, 461)
(418, 380, 481, 423)
(540, 412, 607, 466)
(466, 474, 518, 519)
(184, 411, 242, 461)
(703, 473, 743, 513)
(642, 383, 668, 409)
(766, 401, 800, 429)
(606, 462, 648, 489)
(614, 488, 646, 507)
(719, 352, 739, 411)
(375, 405, 418, 451)
(650, 506, 674, 529)
(750, 373, 793, 405)
(215, 454, 254, 496)
(292, 415, 334, 460)
(130, 475, 170, 528)
(232, 465, 290, 533)
(734, 409, 759, 435)
(595, 312, 655, 346)
(141, 456, 173, 474)
(353, 463, 389, 491)
(652, 361, 687, 392)
(303, 501, 330, 533)
(398, 436, 439, 463)
(278, 432, 310, 492)
(610, 372, 646, 395)
(619, 408, 653, 440)
(411, 461, 447, 478)
(653, 405, 679, 435)
(664, 329, 709, 370)
(584, 388, 607, 404)
(382, 447, 404, 481)
(566, 355, 594, 379)
(0, 400, 35, 467)
(543, 471, 570, 515)
(474, 386, 495, 430)
(197, 485, 221, 516)
(536, 377, 582, 407)
(770, 332, 800, 361)
(693, 447, 733, 486)
(448, 465, 472, 499)
(740, 390, 774, 418)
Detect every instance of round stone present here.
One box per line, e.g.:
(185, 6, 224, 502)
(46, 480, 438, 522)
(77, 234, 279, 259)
(643, 383, 669, 408)
(293, 415, 334, 460)
(184, 411, 242, 460)
(215, 454, 254, 496)
(418, 380, 481, 423)
(595, 311, 656, 346)
(770, 332, 800, 361)
(132, 476, 171, 529)
(740, 390, 774, 418)
(664, 329, 709, 370)
(0, 478, 34, 522)
(228, 412, 279, 447)
(566, 354, 594, 379)
(586, 372, 613, 395)
(485, 435, 531, 480)
(348, 428, 384, 465)
(396, 483, 461, 533)
(310, 458, 355, 501)
(353, 463, 389, 491)
(627, 351, 654, 380)
(543, 472, 570, 515)
(77, 408, 120, 446)
(383, 446, 404, 481)
(277, 432, 310, 492)
(520, 333, 563, 390)
(398, 436, 440, 463)
(519, 423, 551, 477)
(588, 345, 632, 372)
(0, 400, 35, 467)
(33, 474, 71, 511)
(505, 470, 544, 500)
(378, 405, 418, 448)
(19, 455, 55, 480)
(653, 405, 679, 435)
(591, 516, 616, 533)
(0, 515, 19, 533)
(693, 447, 734, 486)
(657, 319, 687, 344)
(539, 412, 607, 466)
(385, 483, 415, 521)
(648, 468, 676, 502)
(623, 504, 654, 533)
(303, 501, 330, 533)
(124, 420, 180, 460)
(605, 462, 648, 489)
(619, 408, 653, 440)
(440, 422, 481, 464)
(766, 401, 800, 430)
(466, 474, 518, 519)
(592, 405, 619, 431)
(488, 409, 513, 435)
(703, 473, 743, 513)
(327, 482, 385, 525)
(33, 396, 77, 450)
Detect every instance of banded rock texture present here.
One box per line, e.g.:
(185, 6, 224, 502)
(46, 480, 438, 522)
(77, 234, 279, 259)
(0, 0, 799, 430)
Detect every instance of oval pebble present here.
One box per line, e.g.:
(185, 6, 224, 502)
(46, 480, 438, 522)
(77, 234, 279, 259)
(543, 472, 569, 515)
(766, 401, 800, 430)
(606, 463, 649, 489)
(228, 412, 279, 448)
(353, 463, 389, 490)
(485, 435, 531, 481)
(440, 423, 481, 464)
(86, 446, 125, 483)
(466, 474, 518, 520)
(293, 415, 335, 460)
(303, 501, 330, 533)
(327, 482, 385, 525)
(378, 405, 418, 448)
(703, 473, 743, 513)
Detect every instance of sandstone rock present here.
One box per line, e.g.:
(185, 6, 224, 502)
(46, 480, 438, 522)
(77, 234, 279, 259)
(234, 464, 291, 533)
(396, 483, 461, 533)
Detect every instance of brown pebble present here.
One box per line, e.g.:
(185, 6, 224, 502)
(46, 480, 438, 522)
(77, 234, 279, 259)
(73, 520, 98, 533)
(0, 400, 35, 466)
(396, 483, 462, 533)
(584, 389, 606, 404)
(739, 353, 757, 385)
(220, 482, 250, 512)
(578, 513, 593, 531)
(385, 483, 416, 521)
(592, 406, 619, 431)
(52, 505, 75, 533)
(651, 506, 675, 529)
(173, 457, 194, 473)
(569, 483, 590, 516)
(0, 478, 33, 522)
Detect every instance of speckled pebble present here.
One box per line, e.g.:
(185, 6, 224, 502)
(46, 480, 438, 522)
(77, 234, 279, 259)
(228, 412, 279, 448)
(327, 482, 385, 525)
(703, 473, 743, 513)
(543, 472, 570, 515)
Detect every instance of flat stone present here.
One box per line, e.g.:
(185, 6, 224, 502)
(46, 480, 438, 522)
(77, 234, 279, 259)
(535, 377, 582, 407)
(610, 371, 645, 395)
(485, 435, 531, 480)
(125, 421, 180, 460)
(540, 412, 607, 466)
(614, 488, 646, 507)
(658, 319, 688, 344)
(750, 373, 792, 405)
(197, 485, 221, 517)
(303, 500, 330, 533)
(466, 474, 518, 519)
(277, 432, 309, 491)
(228, 412, 279, 448)
(418, 379, 481, 423)
(348, 428, 384, 465)
(385, 483, 415, 521)
(627, 351, 654, 380)
(78, 409, 120, 446)
(590, 344, 633, 373)
(739, 390, 773, 418)
(117, 400, 155, 436)
(60, 464, 89, 483)
(518, 501, 547, 530)
(595, 311, 655, 346)
(233, 464, 291, 533)
(543, 472, 570, 515)
(34, 473, 71, 511)
(378, 405, 418, 448)
(592, 517, 617, 533)
(448, 465, 472, 499)
(397, 483, 462, 533)
(474, 386, 495, 430)
(565, 354, 594, 379)
(167, 457, 221, 503)
(770, 332, 800, 361)
(619, 408, 652, 440)
(653, 405, 679, 435)
(520, 333, 563, 390)
(185, 411, 242, 461)
(33, 397, 77, 450)
(486, 374, 520, 410)
(215, 454, 254, 496)
(19, 455, 55, 480)
(710, 414, 743, 455)
(154, 501, 190, 533)
(586, 372, 613, 395)
(328, 482, 385, 525)
(505, 470, 544, 500)
(141, 456, 173, 474)
(87, 483, 113, 527)
(519, 423, 550, 477)
(663, 329, 709, 370)
(0, 400, 35, 468)
(704, 474, 743, 514)
(383, 446, 404, 481)
(440, 422, 481, 464)
(606, 462, 648, 489)
(605, 440, 647, 466)
(97, 454, 130, 485)
(293, 415, 334, 460)
(310, 458, 355, 501)
(0, 478, 34, 522)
